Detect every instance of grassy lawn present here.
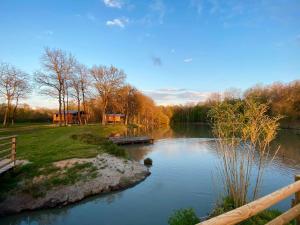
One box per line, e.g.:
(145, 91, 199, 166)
(0, 124, 127, 198)
(0, 124, 126, 163)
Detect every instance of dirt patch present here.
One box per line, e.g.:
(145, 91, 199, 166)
(53, 158, 93, 169)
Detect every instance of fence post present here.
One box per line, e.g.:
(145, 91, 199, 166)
(11, 136, 16, 166)
(295, 175, 300, 225)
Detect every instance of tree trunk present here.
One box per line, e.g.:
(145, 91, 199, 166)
(124, 102, 128, 125)
(101, 98, 107, 125)
(77, 99, 81, 125)
(82, 90, 87, 125)
(125, 114, 128, 125)
(11, 97, 19, 126)
(3, 99, 10, 127)
(66, 87, 69, 124)
(63, 92, 67, 126)
(102, 110, 106, 125)
(58, 91, 62, 126)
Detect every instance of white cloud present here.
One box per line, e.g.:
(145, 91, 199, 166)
(144, 88, 211, 105)
(103, 0, 123, 8)
(183, 58, 193, 63)
(106, 18, 129, 28)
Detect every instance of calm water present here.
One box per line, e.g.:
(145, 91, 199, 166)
(1, 124, 300, 225)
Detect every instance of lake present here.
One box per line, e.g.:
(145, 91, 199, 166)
(1, 124, 300, 225)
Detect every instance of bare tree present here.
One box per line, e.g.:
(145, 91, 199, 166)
(62, 58, 75, 126)
(77, 64, 90, 124)
(35, 47, 75, 126)
(90, 65, 126, 125)
(0, 63, 30, 127)
(70, 72, 82, 124)
(11, 75, 31, 125)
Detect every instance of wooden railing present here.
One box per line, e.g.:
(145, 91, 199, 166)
(0, 136, 17, 173)
(197, 175, 300, 225)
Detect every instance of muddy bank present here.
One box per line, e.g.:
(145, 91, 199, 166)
(0, 154, 150, 215)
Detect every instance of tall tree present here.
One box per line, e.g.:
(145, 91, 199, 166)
(117, 85, 136, 125)
(77, 64, 90, 124)
(70, 72, 82, 124)
(90, 65, 126, 125)
(35, 47, 75, 126)
(11, 75, 31, 125)
(0, 63, 30, 127)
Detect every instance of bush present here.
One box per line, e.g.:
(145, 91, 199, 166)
(144, 158, 153, 166)
(168, 208, 200, 225)
(210, 196, 235, 217)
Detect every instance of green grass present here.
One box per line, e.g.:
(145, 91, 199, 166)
(168, 208, 200, 225)
(0, 124, 127, 199)
(1, 124, 126, 163)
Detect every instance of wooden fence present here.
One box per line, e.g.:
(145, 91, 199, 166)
(0, 136, 17, 174)
(197, 175, 300, 225)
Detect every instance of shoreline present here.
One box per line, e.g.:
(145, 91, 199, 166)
(0, 154, 151, 216)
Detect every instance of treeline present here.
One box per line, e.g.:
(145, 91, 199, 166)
(0, 104, 54, 123)
(0, 63, 31, 126)
(169, 81, 300, 126)
(0, 47, 169, 127)
(170, 104, 211, 123)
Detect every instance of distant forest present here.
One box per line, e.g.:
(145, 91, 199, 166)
(169, 80, 300, 128)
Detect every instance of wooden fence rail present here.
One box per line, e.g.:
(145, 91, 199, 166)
(197, 175, 300, 225)
(0, 136, 17, 174)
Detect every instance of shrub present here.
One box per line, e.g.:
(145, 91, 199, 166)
(210, 196, 235, 217)
(168, 208, 200, 225)
(208, 99, 282, 207)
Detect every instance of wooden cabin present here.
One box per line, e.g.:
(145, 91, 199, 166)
(53, 110, 86, 124)
(105, 114, 125, 124)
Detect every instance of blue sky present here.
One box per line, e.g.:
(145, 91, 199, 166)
(0, 0, 299, 106)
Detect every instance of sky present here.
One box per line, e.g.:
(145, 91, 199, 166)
(0, 0, 299, 107)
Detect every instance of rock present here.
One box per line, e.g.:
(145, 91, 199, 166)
(144, 158, 153, 166)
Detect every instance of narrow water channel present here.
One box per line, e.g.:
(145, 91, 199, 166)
(1, 124, 300, 225)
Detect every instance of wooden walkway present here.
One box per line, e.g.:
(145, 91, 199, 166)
(0, 159, 15, 175)
(0, 136, 16, 175)
(108, 136, 154, 145)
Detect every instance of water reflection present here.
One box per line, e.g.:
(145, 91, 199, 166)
(1, 124, 300, 225)
(124, 124, 212, 139)
(271, 129, 300, 170)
